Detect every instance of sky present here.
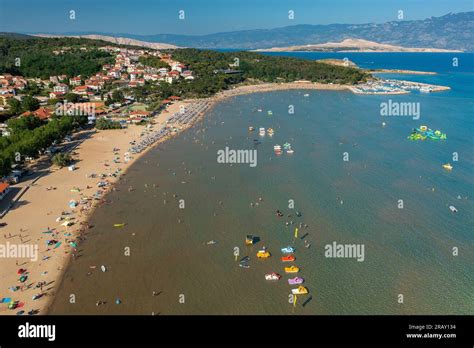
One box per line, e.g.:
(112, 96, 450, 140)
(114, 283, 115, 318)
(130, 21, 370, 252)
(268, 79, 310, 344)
(0, 0, 473, 36)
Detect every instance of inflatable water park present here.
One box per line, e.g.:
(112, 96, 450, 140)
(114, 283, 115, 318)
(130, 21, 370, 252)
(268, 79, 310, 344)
(408, 125, 447, 141)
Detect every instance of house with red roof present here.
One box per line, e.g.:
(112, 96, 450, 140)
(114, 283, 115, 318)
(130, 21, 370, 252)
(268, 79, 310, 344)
(21, 107, 54, 121)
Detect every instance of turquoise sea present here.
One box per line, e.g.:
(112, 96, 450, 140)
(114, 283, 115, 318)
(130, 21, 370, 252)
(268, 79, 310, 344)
(49, 53, 473, 315)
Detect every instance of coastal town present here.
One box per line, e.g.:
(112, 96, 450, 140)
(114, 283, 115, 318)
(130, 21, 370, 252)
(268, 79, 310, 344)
(0, 37, 456, 317)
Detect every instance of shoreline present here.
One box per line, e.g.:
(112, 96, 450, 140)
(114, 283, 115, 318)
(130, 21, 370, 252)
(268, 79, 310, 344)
(369, 69, 437, 75)
(0, 80, 447, 315)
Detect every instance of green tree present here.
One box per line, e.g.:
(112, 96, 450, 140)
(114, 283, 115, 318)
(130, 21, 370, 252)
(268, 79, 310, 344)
(7, 98, 21, 114)
(21, 95, 40, 112)
(111, 90, 124, 103)
(52, 152, 72, 167)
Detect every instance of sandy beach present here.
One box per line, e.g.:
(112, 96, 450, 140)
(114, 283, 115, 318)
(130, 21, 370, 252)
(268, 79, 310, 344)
(0, 80, 448, 315)
(0, 100, 190, 315)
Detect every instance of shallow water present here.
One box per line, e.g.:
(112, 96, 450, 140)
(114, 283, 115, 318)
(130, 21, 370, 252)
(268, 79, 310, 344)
(49, 56, 474, 315)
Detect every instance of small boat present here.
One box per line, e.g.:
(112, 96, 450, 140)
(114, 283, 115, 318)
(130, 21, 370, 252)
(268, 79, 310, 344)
(265, 272, 281, 281)
(449, 205, 458, 213)
(257, 249, 271, 258)
(281, 246, 295, 254)
(267, 110, 273, 115)
(240, 256, 250, 263)
(295, 211, 302, 217)
(281, 255, 295, 262)
(303, 94, 309, 97)
(288, 277, 304, 285)
(257, 109, 262, 112)
(286, 148, 294, 154)
(283, 142, 291, 150)
(274, 145, 282, 155)
(114, 223, 125, 228)
(248, 126, 254, 131)
(284, 266, 299, 273)
(100, 265, 107, 272)
(291, 286, 308, 295)
(259, 128, 266, 136)
(267, 128, 274, 136)
(206, 240, 217, 245)
(245, 235, 255, 245)
(239, 263, 250, 269)
(442, 163, 453, 171)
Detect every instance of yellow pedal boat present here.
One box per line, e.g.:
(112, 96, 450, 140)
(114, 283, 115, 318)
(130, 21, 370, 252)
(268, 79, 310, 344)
(291, 286, 308, 295)
(257, 249, 271, 258)
(284, 265, 299, 273)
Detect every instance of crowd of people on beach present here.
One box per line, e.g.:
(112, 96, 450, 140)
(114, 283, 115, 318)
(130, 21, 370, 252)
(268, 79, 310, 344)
(130, 101, 212, 154)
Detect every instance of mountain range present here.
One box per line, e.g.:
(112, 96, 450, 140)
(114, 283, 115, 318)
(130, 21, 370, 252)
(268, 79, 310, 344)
(26, 12, 474, 51)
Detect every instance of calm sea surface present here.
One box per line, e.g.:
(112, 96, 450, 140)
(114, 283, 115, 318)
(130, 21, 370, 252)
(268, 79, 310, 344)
(49, 53, 473, 315)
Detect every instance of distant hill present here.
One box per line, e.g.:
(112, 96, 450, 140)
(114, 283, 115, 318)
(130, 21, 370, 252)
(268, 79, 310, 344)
(256, 38, 462, 52)
(43, 11, 472, 51)
(34, 34, 179, 49)
(0, 32, 34, 39)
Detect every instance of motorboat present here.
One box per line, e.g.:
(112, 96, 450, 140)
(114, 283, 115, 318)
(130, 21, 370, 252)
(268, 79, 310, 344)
(449, 205, 458, 213)
(284, 266, 299, 273)
(286, 148, 294, 154)
(288, 277, 304, 285)
(291, 286, 308, 295)
(267, 128, 274, 136)
(281, 246, 295, 254)
(442, 163, 453, 170)
(265, 272, 281, 281)
(281, 255, 295, 262)
(248, 126, 254, 131)
(259, 128, 266, 136)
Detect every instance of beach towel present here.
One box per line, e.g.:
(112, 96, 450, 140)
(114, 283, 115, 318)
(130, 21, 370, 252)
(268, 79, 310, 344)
(54, 242, 62, 249)
(1, 297, 12, 303)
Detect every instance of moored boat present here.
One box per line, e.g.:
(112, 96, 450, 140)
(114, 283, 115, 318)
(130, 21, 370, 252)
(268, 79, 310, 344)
(257, 248, 271, 258)
(265, 272, 281, 281)
(284, 265, 299, 273)
(288, 277, 304, 285)
(245, 235, 255, 245)
(281, 255, 295, 262)
(291, 286, 308, 295)
(281, 246, 295, 254)
(259, 128, 266, 136)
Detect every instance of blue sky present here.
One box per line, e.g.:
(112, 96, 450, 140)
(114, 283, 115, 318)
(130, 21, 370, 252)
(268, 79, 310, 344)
(1, 0, 472, 35)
